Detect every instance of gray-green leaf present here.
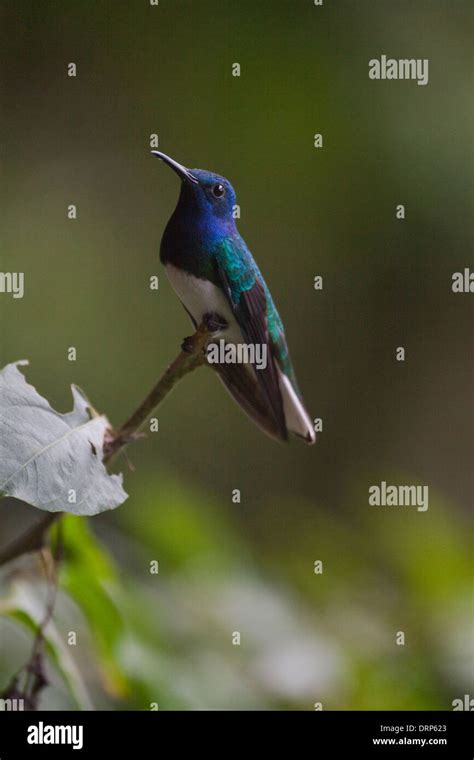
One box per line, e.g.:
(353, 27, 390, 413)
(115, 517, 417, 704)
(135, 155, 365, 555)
(0, 361, 127, 515)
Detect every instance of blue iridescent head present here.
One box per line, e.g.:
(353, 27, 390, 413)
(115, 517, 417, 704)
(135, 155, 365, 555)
(151, 151, 236, 222)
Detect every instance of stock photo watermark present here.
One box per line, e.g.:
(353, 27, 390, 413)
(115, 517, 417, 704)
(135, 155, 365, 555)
(0, 697, 25, 711)
(369, 481, 429, 512)
(0, 272, 24, 299)
(369, 55, 429, 86)
(207, 340, 268, 370)
(27, 722, 84, 750)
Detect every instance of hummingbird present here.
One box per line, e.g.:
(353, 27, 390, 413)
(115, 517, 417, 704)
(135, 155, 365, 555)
(152, 151, 316, 445)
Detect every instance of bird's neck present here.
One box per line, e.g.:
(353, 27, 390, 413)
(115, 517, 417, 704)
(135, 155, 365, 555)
(160, 191, 236, 280)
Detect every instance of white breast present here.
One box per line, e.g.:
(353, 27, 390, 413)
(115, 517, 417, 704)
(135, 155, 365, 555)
(165, 263, 242, 343)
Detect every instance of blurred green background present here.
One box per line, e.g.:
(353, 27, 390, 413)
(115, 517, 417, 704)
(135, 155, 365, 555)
(0, 0, 472, 709)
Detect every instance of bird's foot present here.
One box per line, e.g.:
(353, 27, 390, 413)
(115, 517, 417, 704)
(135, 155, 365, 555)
(203, 311, 228, 334)
(182, 313, 228, 354)
(181, 335, 196, 353)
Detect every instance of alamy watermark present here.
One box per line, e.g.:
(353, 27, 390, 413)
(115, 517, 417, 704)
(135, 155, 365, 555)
(452, 694, 474, 710)
(369, 55, 429, 86)
(207, 339, 267, 370)
(0, 697, 25, 711)
(0, 272, 24, 298)
(369, 481, 429, 512)
(27, 721, 83, 750)
(452, 268, 473, 293)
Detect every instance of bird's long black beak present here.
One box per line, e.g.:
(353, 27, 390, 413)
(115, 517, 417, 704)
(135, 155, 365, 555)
(151, 151, 198, 184)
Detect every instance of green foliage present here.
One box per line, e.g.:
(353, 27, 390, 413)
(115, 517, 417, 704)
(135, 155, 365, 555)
(0, 577, 93, 709)
(56, 517, 128, 698)
(3, 472, 470, 710)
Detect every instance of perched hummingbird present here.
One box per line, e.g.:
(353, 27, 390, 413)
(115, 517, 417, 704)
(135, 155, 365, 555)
(152, 151, 316, 445)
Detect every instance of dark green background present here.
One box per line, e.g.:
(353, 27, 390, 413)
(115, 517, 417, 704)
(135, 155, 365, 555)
(1, 1, 472, 709)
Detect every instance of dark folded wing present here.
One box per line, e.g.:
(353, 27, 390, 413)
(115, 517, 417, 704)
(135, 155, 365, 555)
(213, 361, 285, 442)
(216, 261, 288, 441)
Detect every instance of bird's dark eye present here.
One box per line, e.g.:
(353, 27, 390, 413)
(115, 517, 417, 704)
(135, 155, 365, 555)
(212, 183, 225, 198)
